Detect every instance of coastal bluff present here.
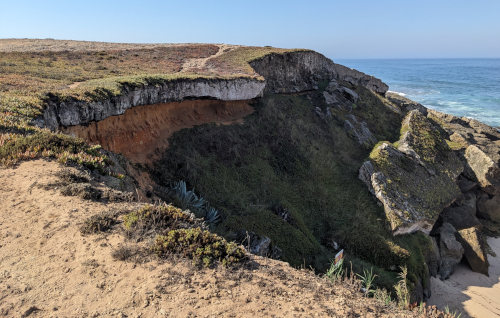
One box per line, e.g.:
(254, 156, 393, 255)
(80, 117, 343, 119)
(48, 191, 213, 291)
(1, 39, 498, 316)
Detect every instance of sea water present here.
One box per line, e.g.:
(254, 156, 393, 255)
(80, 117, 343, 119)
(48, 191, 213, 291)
(336, 59, 500, 128)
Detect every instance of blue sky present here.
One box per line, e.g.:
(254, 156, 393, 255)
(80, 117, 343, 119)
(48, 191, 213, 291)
(1, 0, 499, 58)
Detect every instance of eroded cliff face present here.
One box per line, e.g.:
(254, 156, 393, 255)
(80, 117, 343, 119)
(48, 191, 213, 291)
(249, 51, 388, 94)
(63, 99, 254, 164)
(43, 77, 265, 130)
(42, 50, 388, 132)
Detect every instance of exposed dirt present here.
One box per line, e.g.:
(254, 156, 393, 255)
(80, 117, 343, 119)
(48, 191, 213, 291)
(63, 100, 254, 164)
(0, 159, 415, 317)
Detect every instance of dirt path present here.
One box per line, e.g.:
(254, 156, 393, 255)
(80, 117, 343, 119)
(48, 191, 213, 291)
(0, 160, 409, 317)
(181, 44, 239, 73)
(427, 237, 500, 318)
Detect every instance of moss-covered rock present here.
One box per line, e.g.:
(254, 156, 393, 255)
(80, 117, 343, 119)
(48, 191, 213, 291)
(360, 110, 463, 235)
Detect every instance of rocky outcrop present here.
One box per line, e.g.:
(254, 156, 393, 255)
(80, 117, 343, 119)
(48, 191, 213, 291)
(440, 192, 480, 230)
(386, 92, 428, 115)
(428, 109, 500, 195)
(344, 114, 377, 148)
(43, 77, 265, 130)
(456, 226, 489, 275)
(437, 223, 464, 280)
(359, 110, 463, 235)
(249, 51, 388, 95)
(239, 231, 282, 260)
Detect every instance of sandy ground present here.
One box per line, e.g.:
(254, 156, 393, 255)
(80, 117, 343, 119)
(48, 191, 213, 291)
(0, 160, 412, 317)
(427, 237, 500, 318)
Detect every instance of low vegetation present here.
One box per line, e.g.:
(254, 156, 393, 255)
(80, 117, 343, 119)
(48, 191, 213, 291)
(153, 227, 246, 267)
(326, 259, 458, 317)
(80, 212, 117, 235)
(0, 129, 110, 171)
(123, 203, 202, 236)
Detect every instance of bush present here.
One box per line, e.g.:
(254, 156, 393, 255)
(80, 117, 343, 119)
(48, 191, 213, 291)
(80, 213, 116, 234)
(111, 245, 138, 261)
(153, 227, 246, 267)
(56, 168, 90, 183)
(61, 183, 102, 200)
(123, 204, 202, 236)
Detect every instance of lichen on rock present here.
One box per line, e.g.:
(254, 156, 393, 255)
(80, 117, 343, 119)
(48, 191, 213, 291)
(360, 110, 463, 235)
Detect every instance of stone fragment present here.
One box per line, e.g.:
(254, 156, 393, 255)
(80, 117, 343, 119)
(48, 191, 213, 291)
(465, 145, 500, 195)
(477, 194, 500, 223)
(457, 227, 489, 275)
(344, 114, 376, 148)
(441, 192, 480, 230)
(438, 223, 464, 280)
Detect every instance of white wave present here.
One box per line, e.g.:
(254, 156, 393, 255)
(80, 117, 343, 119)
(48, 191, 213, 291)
(387, 90, 406, 97)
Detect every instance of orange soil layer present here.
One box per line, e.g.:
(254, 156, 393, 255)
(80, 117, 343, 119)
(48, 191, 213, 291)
(64, 99, 254, 164)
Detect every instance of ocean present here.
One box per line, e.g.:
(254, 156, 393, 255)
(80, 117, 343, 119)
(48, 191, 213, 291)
(336, 59, 500, 128)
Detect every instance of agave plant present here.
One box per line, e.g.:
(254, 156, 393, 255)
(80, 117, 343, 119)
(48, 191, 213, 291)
(169, 180, 206, 213)
(204, 206, 221, 226)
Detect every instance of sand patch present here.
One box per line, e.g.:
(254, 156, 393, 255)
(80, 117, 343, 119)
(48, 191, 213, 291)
(427, 237, 500, 318)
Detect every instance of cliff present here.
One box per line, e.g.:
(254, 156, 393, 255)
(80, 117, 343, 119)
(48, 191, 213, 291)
(40, 50, 387, 131)
(1, 39, 498, 314)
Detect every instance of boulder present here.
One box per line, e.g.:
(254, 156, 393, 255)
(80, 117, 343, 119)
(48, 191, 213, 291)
(386, 92, 428, 115)
(360, 110, 462, 235)
(440, 192, 480, 230)
(338, 86, 359, 102)
(323, 81, 359, 107)
(477, 194, 500, 223)
(465, 145, 500, 195)
(438, 223, 464, 280)
(239, 231, 282, 260)
(456, 227, 489, 275)
(458, 176, 478, 193)
(427, 237, 441, 277)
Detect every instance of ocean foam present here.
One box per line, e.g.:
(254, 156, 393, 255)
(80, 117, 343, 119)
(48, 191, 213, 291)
(387, 90, 406, 97)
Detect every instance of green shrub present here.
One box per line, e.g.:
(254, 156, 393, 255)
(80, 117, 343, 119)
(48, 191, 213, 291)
(123, 204, 201, 235)
(153, 227, 246, 267)
(325, 258, 344, 283)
